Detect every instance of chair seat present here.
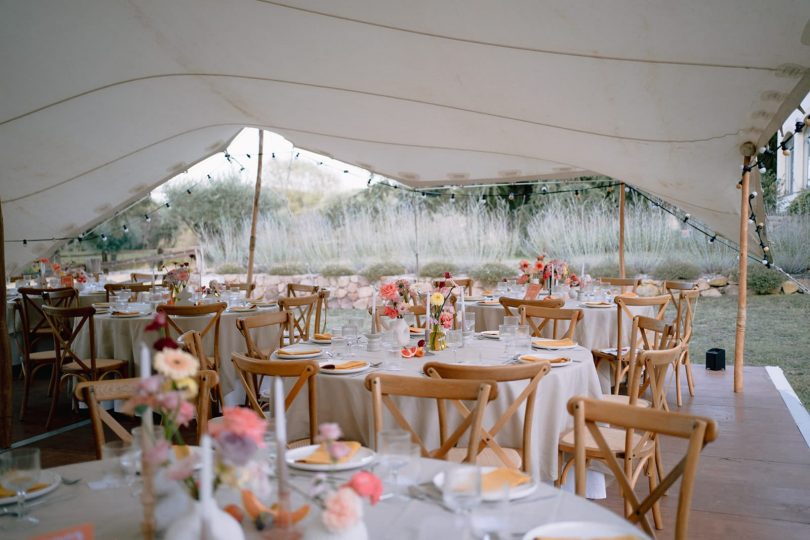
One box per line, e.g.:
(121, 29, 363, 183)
(445, 447, 523, 469)
(62, 358, 128, 373)
(558, 426, 654, 458)
(601, 394, 651, 408)
(28, 350, 57, 362)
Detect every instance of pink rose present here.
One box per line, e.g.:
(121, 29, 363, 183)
(175, 400, 195, 426)
(439, 312, 453, 329)
(318, 423, 342, 442)
(384, 306, 398, 319)
(379, 282, 398, 301)
(143, 439, 170, 466)
(209, 407, 266, 445)
(322, 487, 363, 533)
(344, 471, 383, 505)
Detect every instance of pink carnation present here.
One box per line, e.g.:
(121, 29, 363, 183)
(208, 407, 266, 446)
(322, 487, 363, 533)
(344, 471, 383, 505)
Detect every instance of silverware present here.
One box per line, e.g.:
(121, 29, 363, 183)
(61, 476, 81, 486)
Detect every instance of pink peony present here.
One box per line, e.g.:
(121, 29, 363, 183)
(379, 282, 398, 301)
(209, 407, 266, 445)
(344, 471, 383, 505)
(318, 423, 342, 441)
(395, 303, 409, 316)
(439, 311, 454, 329)
(322, 487, 363, 533)
(383, 306, 398, 319)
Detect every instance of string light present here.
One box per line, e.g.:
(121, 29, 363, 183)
(122, 224, 128, 233)
(144, 214, 151, 222)
(508, 192, 515, 201)
(165, 202, 171, 209)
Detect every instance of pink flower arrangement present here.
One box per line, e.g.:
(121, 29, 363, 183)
(343, 471, 383, 505)
(322, 488, 363, 533)
(209, 407, 266, 446)
(316, 423, 352, 463)
(379, 279, 417, 320)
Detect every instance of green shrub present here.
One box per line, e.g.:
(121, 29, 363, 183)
(653, 260, 702, 281)
(470, 262, 516, 286)
(747, 264, 784, 295)
(587, 260, 637, 280)
(787, 190, 810, 215)
(360, 261, 407, 282)
(215, 263, 246, 274)
(418, 261, 459, 278)
(319, 264, 355, 277)
(267, 263, 307, 276)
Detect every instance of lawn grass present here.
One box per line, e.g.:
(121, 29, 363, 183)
(325, 293, 810, 407)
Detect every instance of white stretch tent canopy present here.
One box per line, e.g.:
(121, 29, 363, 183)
(2, 0, 810, 274)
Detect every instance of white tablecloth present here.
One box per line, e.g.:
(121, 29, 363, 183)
(285, 337, 602, 483)
(73, 306, 281, 403)
(15, 456, 644, 540)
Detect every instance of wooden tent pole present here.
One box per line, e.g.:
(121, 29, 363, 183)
(735, 148, 755, 393)
(619, 182, 626, 278)
(0, 201, 12, 447)
(245, 130, 264, 299)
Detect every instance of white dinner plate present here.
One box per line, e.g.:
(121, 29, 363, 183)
(318, 360, 370, 375)
(479, 330, 500, 339)
(518, 354, 572, 368)
(286, 444, 376, 472)
(310, 338, 332, 345)
(477, 300, 500, 306)
(0, 470, 61, 506)
(531, 339, 578, 350)
(581, 302, 614, 309)
(432, 467, 538, 501)
(521, 521, 645, 540)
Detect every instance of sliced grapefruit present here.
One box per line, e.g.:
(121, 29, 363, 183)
(400, 346, 418, 358)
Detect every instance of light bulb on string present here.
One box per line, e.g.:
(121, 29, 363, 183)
(508, 192, 515, 201)
(749, 191, 758, 199)
(541, 186, 548, 195)
(450, 194, 456, 203)
(101, 234, 107, 242)
(23, 239, 27, 245)
(682, 213, 690, 223)
(758, 162, 766, 174)
(709, 234, 717, 244)
(165, 202, 171, 209)
(122, 224, 128, 233)
(144, 214, 151, 222)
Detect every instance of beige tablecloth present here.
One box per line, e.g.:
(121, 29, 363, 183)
(73, 306, 280, 403)
(285, 337, 602, 483)
(16, 456, 643, 540)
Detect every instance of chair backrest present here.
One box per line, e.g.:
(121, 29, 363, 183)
(519, 305, 583, 340)
(613, 294, 671, 363)
(423, 361, 551, 474)
(629, 344, 684, 410)
(278, 294, 319, 342)
(42, 288, 79, 308)
(130, 272, 165, 284)
(599, 277, 641, 293)
(363, 373, 497, 463)
(313, 289, 330, 334)
(41, 305, 100, 376)
(104, 282, 152, 301)
(500, 296, 565, 318)
(623, 316, 675, 399)
(568, 396, 717, 540)
(226, 282, 257, 294)
(231, 352, 320, 443)
(157, 303, 227, 371)
(74, 370, 219, 458)
(433, 277, 473, 296)
(669, 289, 699, 343)
(178, 330, 207, 370)
(235, 311, 292, 359)
(17, 287, 75, 341)
(286, 283, 319, 297)
(409, 304, 427, 328)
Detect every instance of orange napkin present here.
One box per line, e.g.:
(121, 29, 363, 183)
(519, 355, 569, 364)
(314, 333, 332, 340)
(585, 301, 613, 307)
(0, 482, 49, 498)
(111, 311, 139, 316)
(481, 468, 530, 493)
(534, 536, 639, 540)
(409, 326, 424, 333)
(322, 361, 367, 370)
(532, 338, 575, 348)
(173, 445, 192, 460)
(277, 347, 321, 356)
(478, 300, 500, 305)
(618, 292, 638, 298)
(482, 289, 494, 295)
(298, 442, 362, 464)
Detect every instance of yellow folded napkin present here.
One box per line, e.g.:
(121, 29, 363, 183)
(277, 347, 321, 356)
(481, 468, 530, 493)
(534, 536, 638, 540)
(323, 360, 367, 370)
(314, 333, 332, 340)
(0, 482, 49, 498)
(519, 355, 569, 364)
(618, 292, 638, 298)
(409, 326, 424, 333)
(111, 310, 139, 316)
(585, 301, 613, 306)
(298, 441, 362, 464)
(173, 445, 191, 460)
(532, 338, 575, 348)
(482, 289, 494, 295)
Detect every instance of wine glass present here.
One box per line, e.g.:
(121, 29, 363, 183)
(0, 447, 41, 528)
(379, 430, 416, 500)
(442, 465, 482, 536)
(446, 329, 463, 363)
(341, 324, 359, 358)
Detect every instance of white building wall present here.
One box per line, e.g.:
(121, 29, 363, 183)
(776, 93, 810, 201)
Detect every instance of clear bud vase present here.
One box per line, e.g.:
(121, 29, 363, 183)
(428, 324, 447, 351)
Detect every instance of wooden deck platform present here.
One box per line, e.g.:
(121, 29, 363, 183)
(4, 365, 810, 538)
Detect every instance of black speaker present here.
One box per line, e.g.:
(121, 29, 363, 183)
(706, 348, 726, 371)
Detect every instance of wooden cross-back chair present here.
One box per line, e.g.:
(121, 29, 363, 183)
(567, 390, 717, 540)
(592, 295, 671, 394)
(225, 282, 257, 296)
(600, 316, 675, 409)
(41, 305, 128, 429)
(104, 282, 152, 302)
(314, 289, 330, 335)
(157, 302, 227, 409)
(278, 294, 319, 342)
(519, 305, 583, 340)
(130, 272, 165, 284)
(74, 370, 219, 459)
(231, 352, 320, 445)
(432, 277, 474, 296)
(178, 330, 206, 370)
(286, 283, 319, 297)
(667, 288, 699, 406)
(16, 287, 78, 420)
(423, 361, 551, 475)
(499, 296, 564, 319)
(364, 373, 497, 463)
(235, 311, 292, 360)
(599, 277, 641, 293)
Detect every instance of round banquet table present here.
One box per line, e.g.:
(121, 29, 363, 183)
(73, 305, 281, 404)
(15, 456, 646, 540)
(284, 336, 602, 485)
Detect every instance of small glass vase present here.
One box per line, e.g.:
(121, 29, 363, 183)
(428, 324, 447, 351)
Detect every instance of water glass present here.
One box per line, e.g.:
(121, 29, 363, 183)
(385, 346, 402, 371)
(442, 466, 481, 514)
(516, 324, 531, 338)
(102, 440, 136, 487)
(0, 447, 41, 528)
(446, 329, 463, 362)
(341, 324, 359, 358)
(503, 316, 520, 327)
(378, 430, 416, 499)
(499, 324, 517, 356)
(462, 311, 476, 336)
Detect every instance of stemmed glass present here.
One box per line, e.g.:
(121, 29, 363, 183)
(341, 324, 359, 359)
(0, 447, 41, 528)
(442, 465, 482, 536)
(379, 430, 414, 499)
(462, 311, 476, 338)
(446, 329, 463, 363)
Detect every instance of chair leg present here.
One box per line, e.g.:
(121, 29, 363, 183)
(684, 351, 696, 397)
(675, 358, 683, 407)
(654, 440, 665, 487)
(45, 374, 65, 430)
(19, 362, 33, 421)
(647, 457, 663, 530)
